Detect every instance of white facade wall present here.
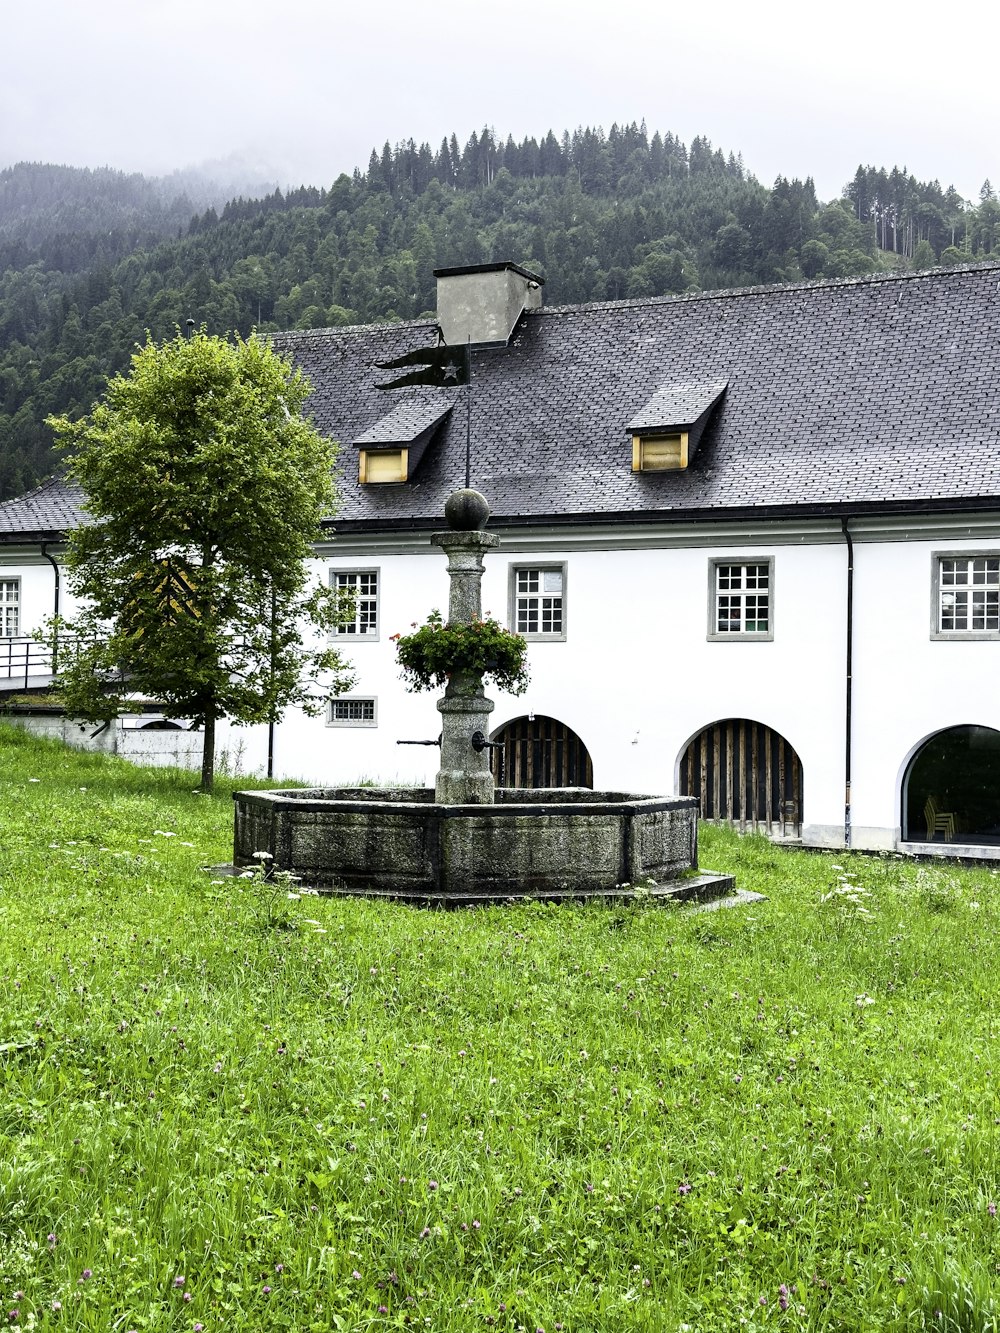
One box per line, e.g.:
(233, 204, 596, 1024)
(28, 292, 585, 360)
(5, 513, 1000, 854)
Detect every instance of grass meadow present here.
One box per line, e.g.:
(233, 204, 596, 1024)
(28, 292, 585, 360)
(1, 723, 999, 1332)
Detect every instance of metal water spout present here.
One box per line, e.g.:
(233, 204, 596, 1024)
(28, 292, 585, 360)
(431, 489, 499, 804)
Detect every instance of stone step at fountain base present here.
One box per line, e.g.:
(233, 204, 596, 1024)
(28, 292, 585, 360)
(208, 863, 739, 909)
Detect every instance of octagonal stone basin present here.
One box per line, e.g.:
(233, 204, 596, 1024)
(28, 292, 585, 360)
(232, 787, 731, 902)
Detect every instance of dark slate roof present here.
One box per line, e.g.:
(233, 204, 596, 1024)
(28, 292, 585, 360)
(353, 397, 452, 447)
(628, 380, 729, 433)
(273, 264, 1000, 530)
(0, 474, 86, 538)
(4, 264, 1000, 540)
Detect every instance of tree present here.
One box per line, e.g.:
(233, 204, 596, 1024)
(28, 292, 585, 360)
(46, 328, 354, 790)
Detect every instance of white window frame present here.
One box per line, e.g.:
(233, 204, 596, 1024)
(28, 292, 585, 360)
(331, 567, 380, 641)
(932, 551, 1000, 641)
(707, 558, 773, 641)
(509, 564, 567, 641)
(0, 578, 19, 638)
(327, 696, 378, 728)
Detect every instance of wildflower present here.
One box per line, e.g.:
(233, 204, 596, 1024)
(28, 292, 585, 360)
(428, 1179, 438, 1190)
(173, 1277, 186, 1288)
(855, 993, 876, 1007)
(262, 1285, 272, 1295)
(47, 1232, 57, 1247)
(677, 1181, 691, 1195)
(82, 1269, 92, 1280)
(183, 1292, 192, 1303)
(194, 1326, 204, 1332)
(352, 1270, 362, 1280)
(420, 1227, 431, 1239)
(275, 1264, 284, 1273)
(378, 1306, 389, 1315)
(472, 1219, 481, 1229)
(990, 1202, 997, 1217)
(779, 1284, 790, 1311)
(252, 850, 273, 861)
(51, 1302, 61, 1312)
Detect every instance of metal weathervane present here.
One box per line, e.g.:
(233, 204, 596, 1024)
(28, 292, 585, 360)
(374, 335, 475, 487)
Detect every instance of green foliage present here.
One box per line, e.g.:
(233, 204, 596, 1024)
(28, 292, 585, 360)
(392, 609, 529, 694)
(4, 730, 1000, 1329)
(46, 329, 354, 788)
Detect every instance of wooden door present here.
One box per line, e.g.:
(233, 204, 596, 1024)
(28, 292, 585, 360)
(491, 715, 594, 789)
(680, 719, 802, 836)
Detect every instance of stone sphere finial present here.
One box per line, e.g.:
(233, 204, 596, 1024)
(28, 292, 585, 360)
(444, 488, 490, 531)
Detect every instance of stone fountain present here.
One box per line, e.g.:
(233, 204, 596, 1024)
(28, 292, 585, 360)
(233, 491, 733, 905)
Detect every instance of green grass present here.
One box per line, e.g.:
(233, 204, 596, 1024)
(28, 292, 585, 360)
(2, 723, 1000, 1331)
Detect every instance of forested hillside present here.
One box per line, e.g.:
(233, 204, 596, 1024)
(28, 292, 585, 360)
(1, 125, 997, 500)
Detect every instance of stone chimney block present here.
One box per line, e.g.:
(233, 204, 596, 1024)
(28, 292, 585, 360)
(434, 262, 544, 347)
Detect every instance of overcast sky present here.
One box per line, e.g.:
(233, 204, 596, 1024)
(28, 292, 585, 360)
(1, 0, 994, 205)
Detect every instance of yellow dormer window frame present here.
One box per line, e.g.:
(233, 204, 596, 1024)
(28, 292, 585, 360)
(632, 432, 689, 471)
(359, 448, 409, 484)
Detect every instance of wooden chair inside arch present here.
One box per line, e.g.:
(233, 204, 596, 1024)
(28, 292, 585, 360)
(490, 715, 594, 790)
(679, 718, 803, 838)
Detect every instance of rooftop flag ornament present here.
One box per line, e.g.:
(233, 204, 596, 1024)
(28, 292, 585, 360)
(374, 342, 470, 391)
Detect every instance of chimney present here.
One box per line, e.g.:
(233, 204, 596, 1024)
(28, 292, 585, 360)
(434, 262, 544, 347)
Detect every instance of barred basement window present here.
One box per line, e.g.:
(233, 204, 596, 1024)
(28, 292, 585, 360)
(510, 565, 566, 640)
(333, 569, 379, 639)
(933, 554, 1000, 639)
(0, 579, 18, 637)
(708, 560, 772, 640)
(328, 697, 377, 727)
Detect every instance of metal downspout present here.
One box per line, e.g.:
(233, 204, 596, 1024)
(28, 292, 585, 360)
(841, 518, 854, 848)
(40, 541, 61, 672)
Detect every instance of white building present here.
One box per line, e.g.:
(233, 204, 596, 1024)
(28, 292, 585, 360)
(3, 261, 1000, 856)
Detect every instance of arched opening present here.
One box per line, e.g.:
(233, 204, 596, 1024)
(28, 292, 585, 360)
(490, 715, 594, 789)
(679, 718, 803, 837)
(903, 725, 1000, 844)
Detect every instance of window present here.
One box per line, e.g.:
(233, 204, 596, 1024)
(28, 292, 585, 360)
(632, 432, 688, 471)
(332, 569, 379, 639)
(708, 560, 772, 640)
(359, 449, 407, 483)
(0, 579, 18, 637)
(510, 565, 566, 640)
(933, 553, 1000, 639)
(328, 697, 377, 727)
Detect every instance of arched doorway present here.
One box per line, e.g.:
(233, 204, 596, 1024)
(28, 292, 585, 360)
(679, 718, 803, 837)
(490, 715, 594, 789)
(903, 725, 1000, 844)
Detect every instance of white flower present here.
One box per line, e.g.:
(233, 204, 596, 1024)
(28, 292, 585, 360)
(855, 993, 876, 1006)
(251, 850, 274, 861)
(28, 778, 40, 783)
(286, 892, 301, 901)
(180, 841, 195, 848)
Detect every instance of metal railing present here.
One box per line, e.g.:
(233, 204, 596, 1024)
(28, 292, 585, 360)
(0, 636, 93, 691)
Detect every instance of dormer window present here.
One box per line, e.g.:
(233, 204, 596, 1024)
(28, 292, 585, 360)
(628, 380, 728, 472)
(632, 432, 688, 472)
(359, 448, 408, 484)
(353, 398, 452, 485)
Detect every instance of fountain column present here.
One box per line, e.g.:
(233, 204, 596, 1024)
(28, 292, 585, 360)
(432, 489, 500, 805)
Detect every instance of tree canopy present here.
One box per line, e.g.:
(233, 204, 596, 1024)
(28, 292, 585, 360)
(47, 328, 354, 789)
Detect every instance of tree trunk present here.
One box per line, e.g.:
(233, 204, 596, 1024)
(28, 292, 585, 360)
(200, 702, 216, 792)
